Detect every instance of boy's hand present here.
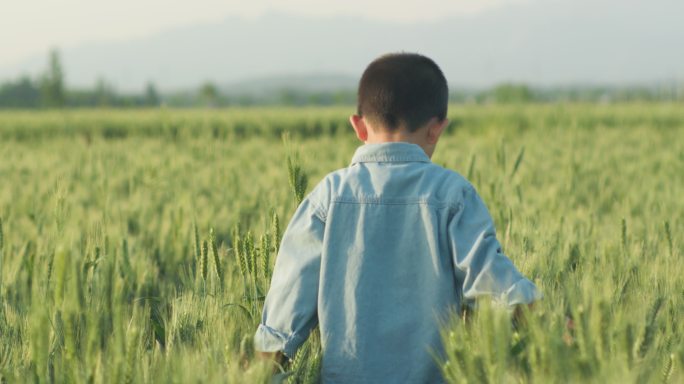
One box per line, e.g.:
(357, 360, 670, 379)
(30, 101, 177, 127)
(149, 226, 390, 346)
(257, 351, 288, 374)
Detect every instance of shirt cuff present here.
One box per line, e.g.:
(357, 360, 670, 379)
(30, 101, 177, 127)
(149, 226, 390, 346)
(502, 278, 542, 307)
(254, 324, 307, 359)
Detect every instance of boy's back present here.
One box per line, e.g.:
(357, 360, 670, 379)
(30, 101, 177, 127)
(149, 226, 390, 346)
(256, 142, 539, 383)
(254, 53, 539, 383)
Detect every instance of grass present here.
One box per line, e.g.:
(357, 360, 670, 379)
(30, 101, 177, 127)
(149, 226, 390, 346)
(0, 103, 682, 383)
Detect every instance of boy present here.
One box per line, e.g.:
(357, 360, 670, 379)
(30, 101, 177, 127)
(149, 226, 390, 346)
(254, 53, 540, 383)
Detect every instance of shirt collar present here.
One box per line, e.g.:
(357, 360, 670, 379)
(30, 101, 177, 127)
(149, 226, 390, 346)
(350, 142, 431, 165)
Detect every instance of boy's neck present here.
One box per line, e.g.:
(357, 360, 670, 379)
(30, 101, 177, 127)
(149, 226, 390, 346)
(350, 115, 447, 159)
(364, 130, 421, 145)
(364, 127, 437, 159)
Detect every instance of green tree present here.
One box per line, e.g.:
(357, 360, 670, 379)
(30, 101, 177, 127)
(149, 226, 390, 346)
(145, 82, 160, 106)
(0, 76, 41, 108)
(199, 81, 219, 107)
(40, 48, 65, 107)
(95, 77, 115, 107)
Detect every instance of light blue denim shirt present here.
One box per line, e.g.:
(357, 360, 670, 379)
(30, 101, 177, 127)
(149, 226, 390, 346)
(255, 142, 540, 383)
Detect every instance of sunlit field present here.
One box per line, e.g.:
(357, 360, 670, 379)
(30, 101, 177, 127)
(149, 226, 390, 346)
(0, 104, 682, 383)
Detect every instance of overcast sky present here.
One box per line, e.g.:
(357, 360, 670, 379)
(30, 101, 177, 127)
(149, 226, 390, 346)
(1, 0, 530, 66)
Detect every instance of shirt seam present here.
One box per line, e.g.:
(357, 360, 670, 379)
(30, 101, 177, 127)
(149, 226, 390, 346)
(309, 198, 328, 222)
(331, 196, 460, 210)
(350, 155, 430, 165)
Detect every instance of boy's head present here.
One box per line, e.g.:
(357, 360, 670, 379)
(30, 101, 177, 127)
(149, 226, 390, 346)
(350, 53, 449, 157)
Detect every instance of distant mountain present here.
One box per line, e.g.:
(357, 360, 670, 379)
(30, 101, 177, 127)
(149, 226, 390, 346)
(2, 0, 683, 91)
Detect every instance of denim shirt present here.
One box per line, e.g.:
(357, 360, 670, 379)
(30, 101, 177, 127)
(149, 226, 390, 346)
(255, 142, 540, 383)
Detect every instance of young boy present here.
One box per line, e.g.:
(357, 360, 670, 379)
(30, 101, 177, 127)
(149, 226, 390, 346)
(254, 53, 540, 383)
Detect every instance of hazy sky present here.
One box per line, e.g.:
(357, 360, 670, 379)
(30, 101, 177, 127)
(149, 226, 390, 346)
(1, 0, 529, 66)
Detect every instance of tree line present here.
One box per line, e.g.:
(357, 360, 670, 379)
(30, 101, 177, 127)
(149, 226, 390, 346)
(1, 50, 682, 109)
(0, 50, 162, 108)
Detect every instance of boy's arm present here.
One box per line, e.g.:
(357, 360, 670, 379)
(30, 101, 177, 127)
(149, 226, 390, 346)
(254, 195, 326, 360)
(448, 185, 541, 308)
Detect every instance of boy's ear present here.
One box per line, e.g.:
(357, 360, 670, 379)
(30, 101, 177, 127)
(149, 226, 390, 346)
(426, 118, 448, 145)
(350, 114, 368, 142)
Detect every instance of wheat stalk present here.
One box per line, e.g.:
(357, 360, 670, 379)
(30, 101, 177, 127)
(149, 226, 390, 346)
(193, 223, 201, 265)
(621, 218, 628, 251)
(200, 239, 208, 281)
(243, 231, 255, 277)
(662, 353, 675, 383)
(510, 146, 525, 179)
(210, 228, 223, 283)
(637, 296, 664, 358)
(466, 154, 476, 180)
(0, 217, 3, 291)
(232, 226, 246, 278)
(53, 246, 70, 303)
(271, 210, 281, 255)
(260, 234, 271, 280)
(0, 216, 4, 252)
(664, 221, 674, 257)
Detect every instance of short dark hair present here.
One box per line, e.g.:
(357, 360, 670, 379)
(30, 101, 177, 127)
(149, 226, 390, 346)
(357, 53, 448, 132)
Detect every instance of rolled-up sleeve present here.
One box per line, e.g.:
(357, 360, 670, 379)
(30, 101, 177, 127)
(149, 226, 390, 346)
(254, 196, 326, 358)
(448, 185, 541, 308)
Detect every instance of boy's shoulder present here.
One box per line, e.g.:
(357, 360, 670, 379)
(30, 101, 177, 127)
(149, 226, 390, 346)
(307, 162, 475, 210)
(321, 161, 470, 182)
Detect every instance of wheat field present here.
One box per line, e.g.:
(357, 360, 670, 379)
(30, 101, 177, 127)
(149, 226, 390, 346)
(0, 104, 682, 383)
